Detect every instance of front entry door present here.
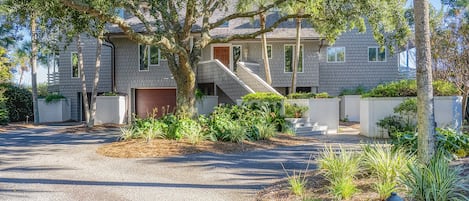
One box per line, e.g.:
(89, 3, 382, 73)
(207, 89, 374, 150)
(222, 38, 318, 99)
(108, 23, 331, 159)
(213, 46, 230, 68)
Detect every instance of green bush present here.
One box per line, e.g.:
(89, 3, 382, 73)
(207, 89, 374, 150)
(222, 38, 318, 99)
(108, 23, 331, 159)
(287, 92, 333, 99)
(377, 98, 418, 137)
(242, 92, 285, 102)
(285, 103, 308, 118)
(101, 91, 118, 96)
(287, 92, 315, 99)
(0, 83, 33, 122)
(401, 152, 468, 201)
(363, 79, 459, 97)
(392, 128, 469, 157)
(339, 85, 367, 96)
(37, 83, 49, 98)
(44, 93, 66, 103)
(0, 88, 9, 125)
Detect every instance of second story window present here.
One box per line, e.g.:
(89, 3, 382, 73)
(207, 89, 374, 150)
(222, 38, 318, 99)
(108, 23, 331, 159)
(368, 47, 386, 62)
(71, 52, 79, 78)
(139, 44, 160, 71)
(284, 45, 303, 73)
(327, 47, 345, 62)
(267, 45, 272, 59)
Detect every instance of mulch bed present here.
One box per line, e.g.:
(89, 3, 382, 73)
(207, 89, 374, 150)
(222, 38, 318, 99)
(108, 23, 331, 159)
(257, 157, 469, 201)
(0, 123, 43, 133)
(97, 134, 319, 158)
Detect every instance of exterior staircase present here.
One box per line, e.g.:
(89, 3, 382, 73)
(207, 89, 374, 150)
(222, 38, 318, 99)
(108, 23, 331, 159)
(197, 60, 280, 103)
(286, 118, 329, 135)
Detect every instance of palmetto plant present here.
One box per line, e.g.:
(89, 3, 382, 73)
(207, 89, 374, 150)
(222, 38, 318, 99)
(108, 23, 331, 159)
(401, 152, 468, 201)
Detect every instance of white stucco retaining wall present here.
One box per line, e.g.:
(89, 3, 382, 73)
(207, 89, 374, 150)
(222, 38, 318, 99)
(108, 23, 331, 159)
(95, 96, 126, 125)
(360, 96, 463, 138)
(340, 95, 361, 122)
(38, 99, 71, 123)
(309, 98, 340, 134)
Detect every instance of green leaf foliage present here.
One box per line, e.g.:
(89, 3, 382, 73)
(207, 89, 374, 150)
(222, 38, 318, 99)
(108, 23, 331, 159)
(363, 79, 459, 97)
(339, 85, 367, 96)
(0, 83, 32, 122)
(242, 92, 285, 102)
(0, 88, 9, 125)
(44, 93, 65, 103)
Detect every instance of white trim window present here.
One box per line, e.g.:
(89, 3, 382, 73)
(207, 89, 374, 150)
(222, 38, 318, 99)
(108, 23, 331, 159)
(327, 47, 345, 62)
(267, 45, 272, 59)
(139, 44, 160, 71)
(284, 44, 303, 73)
(71, 52, 79, 78)
(368, 47, 386, 62)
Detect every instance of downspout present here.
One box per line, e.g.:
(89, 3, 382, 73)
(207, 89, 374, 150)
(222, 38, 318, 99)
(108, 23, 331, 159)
(104, 35, 116, 92)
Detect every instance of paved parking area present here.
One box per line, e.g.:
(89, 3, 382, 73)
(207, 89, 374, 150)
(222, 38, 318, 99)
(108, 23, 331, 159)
(0, 125, 370, 201)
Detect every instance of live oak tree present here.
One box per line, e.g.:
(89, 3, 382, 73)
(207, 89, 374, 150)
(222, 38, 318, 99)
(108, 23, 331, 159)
(61, 0, 409, 119)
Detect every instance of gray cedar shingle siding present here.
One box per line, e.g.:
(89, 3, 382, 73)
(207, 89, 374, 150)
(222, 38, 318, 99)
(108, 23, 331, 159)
(318, 29, 399, 96)
(113, 38, 176, 95)
(58, 35, 112, 121)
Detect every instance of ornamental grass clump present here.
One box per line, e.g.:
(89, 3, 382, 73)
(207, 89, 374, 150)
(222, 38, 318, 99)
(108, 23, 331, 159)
(361, 144, 415, 200)
(318, 146, 361, 200)
(401, 152, 468, 201)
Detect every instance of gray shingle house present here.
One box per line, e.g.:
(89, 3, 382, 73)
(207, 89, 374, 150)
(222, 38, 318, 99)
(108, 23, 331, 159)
(48, 11, 399, 122)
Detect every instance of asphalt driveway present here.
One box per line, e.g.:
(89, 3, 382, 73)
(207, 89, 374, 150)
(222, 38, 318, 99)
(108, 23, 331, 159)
(0, 125, 367, 201)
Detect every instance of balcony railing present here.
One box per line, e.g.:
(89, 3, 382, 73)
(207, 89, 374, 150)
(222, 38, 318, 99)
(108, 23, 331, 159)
(47, 72, 60, 86)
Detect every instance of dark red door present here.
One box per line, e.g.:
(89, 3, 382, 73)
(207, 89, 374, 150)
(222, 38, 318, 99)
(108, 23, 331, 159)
(213, 46, 230, 68)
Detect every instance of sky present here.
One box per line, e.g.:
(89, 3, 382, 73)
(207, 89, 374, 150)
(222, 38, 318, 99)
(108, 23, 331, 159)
(13, 0, 445, 86)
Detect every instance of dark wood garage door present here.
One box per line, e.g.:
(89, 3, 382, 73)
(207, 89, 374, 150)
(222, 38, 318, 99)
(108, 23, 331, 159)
(135, 89, 176, 118)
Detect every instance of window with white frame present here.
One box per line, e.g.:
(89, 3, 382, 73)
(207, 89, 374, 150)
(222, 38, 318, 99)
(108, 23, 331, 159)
(284, 45, 303, 72)
(327, 47, 345, 62)
(368, 47, 386, 62)
(71, 52, 79, 78)
(267, 45, 272, 59)
(139, 44, 160, 71)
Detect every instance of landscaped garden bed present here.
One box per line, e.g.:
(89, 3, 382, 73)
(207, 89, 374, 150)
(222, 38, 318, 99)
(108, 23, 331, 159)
(97, 134, 317, 158)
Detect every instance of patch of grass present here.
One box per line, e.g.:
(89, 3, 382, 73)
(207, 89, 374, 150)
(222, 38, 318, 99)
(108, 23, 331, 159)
(318, 146, 361, 200)
(281, 155, 312, 197)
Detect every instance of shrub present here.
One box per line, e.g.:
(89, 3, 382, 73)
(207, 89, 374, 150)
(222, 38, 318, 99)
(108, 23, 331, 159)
(101, 91, 118, 96)
(44, 93, 66, 103)
(242, 92, 285, 102)
(392, 128, 469, 157)
(287, 92, 333, 99)
(319, 146, 361, 200)
(377, 98, 417, 138)
(161, 114, 184, 140)
(0, 83, 33, 122)
(401, 152, 468, 201)
(361, 144, 415, 200)
(0, 88, 9, 125)
(363, 79, 459, 97)
(433, 80, 459, 96)
(179, 118, 205, 144)
(285, 103, 308, 118)
(339, 85, 367, 96)
(287, 92, 315, 99)
(315, 92, 332, 98)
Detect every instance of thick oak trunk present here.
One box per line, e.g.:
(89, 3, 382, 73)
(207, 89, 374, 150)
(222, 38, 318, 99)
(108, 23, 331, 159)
(414, 0, 436, 164)
(167, 52, 197, 119)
